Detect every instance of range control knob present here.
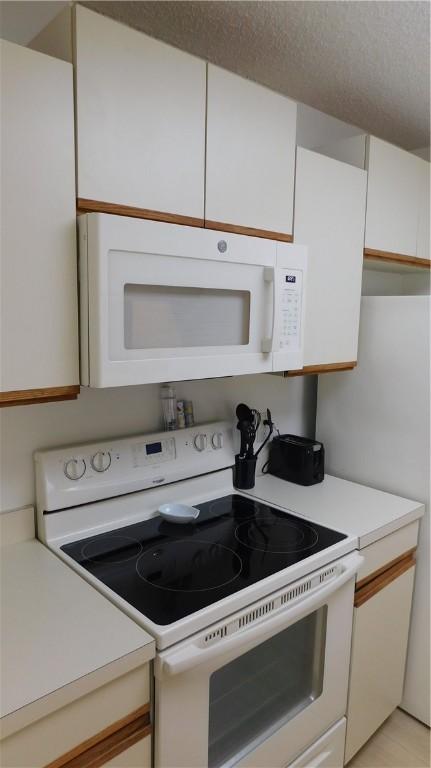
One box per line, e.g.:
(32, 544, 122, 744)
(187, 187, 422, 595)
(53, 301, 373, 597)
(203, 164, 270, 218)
(64, 458, 86, 481)
(90, 451, 112, 473)
(193, 433, 207, 452)
(211, 432, 224, 450)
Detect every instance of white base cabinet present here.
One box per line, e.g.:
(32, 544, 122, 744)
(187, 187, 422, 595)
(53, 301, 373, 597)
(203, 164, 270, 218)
(0, 666, 151, 768)
(345, 524, 418, 764)
(0, 39, 79, 404)
(293, 148, 367, 370)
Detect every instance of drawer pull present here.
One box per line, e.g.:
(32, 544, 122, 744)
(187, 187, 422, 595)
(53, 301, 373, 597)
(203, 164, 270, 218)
(45, 704, 151, 768)
(354, 552, 416, 607)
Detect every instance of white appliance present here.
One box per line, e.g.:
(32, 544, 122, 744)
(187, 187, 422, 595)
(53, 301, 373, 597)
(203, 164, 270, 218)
(317, 295, 430, 726)
(35, 421, 361, 768)
(78, 214, 307, 387)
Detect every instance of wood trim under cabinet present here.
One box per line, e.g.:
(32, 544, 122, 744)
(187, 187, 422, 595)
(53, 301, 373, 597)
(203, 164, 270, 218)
(0, 386, 80, 408)
(364, 248, 431, 269)
(356, 547, 417, 592)
(205, 219, 293, 243)
(354, 551, 416, 608)
(45, 704, 151, 768)
(77, 198, 205, 228)
(284, 361, 357, 377)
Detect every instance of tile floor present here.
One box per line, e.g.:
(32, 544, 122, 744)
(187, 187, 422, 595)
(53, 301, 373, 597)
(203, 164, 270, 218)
(348, 708, 430, 768)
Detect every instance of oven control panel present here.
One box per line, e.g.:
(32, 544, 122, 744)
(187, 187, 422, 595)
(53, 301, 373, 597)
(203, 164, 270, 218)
(35, 421, 234, 513)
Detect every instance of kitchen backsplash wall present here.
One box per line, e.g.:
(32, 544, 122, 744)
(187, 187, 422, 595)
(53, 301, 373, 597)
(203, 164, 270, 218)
(0, 374, 316, 514)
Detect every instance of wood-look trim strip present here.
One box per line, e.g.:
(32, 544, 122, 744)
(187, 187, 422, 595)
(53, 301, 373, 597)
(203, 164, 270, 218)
(0, 386, 80, 407)
(45, 704, 151, 768)
(354, 553, 416, 607)
(285, 361, 357, 377)
(356, 547, 417, 592)
(77, 198, 204, 228)
(364, 248, 431, 269)
(205, 219, 293, 243)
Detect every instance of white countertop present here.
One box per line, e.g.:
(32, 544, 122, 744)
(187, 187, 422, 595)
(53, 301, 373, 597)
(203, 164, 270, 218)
(248, 473, 424, 548)
(0, 509, 155, 738)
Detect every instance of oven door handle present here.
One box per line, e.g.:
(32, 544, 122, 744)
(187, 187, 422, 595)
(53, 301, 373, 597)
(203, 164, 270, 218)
(156, 552, 362, 679)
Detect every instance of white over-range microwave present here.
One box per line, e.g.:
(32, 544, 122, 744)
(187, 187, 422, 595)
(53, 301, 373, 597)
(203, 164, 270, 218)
(78, 214, 307, 387)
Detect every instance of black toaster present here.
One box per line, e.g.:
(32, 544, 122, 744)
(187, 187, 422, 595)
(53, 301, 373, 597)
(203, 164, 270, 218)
(266, 434, 324, 486)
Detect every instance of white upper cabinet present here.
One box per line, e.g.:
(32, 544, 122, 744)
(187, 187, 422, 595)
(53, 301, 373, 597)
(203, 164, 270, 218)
(32, 6, 206, 223)
(318, 134, 428, 264)
(205, 65, 297, 238)
(0, 40, 79, 403)
(294, 148, 367, 369)
(416, 158, 430, 261)
(365, 136, 422, 258)
(75, 7, 206, 220)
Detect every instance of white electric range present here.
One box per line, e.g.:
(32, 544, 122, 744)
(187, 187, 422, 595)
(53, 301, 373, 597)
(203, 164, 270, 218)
(35, 421, 361, 768)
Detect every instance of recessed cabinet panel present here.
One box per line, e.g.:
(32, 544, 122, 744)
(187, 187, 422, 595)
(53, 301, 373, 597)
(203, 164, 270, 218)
(74, 6, 206, 219)
(294, 148, 367, 367)
(205, 65, 297, 236)
(0, 40, 78, 394)
(365, 136, 422, 258)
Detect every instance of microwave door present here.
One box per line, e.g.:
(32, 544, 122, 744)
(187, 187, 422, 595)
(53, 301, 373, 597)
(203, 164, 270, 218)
(92, 248, 275, 387)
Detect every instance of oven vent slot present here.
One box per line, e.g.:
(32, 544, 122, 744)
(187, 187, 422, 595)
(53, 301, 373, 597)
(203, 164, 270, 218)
(281, 578, 313, 604)
(238, 600, 275, 628)
(319, 566, 336, 583)
(204, 625, 228, 645)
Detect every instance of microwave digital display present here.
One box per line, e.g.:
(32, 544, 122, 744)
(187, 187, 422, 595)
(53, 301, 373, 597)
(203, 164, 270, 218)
(146, 442, 162, 455)
(285, 275, 296, 283)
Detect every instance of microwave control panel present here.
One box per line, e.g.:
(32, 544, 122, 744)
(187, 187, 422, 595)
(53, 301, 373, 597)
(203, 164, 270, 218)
(278, 269, 303, 350)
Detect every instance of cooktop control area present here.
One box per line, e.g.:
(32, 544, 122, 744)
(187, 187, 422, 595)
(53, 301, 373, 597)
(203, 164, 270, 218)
(35, 421, 234, 512)
(61, 494, 347, 626)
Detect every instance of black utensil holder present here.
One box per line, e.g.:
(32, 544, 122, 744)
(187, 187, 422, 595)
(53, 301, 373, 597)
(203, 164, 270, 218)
(233, 454, 257, 490)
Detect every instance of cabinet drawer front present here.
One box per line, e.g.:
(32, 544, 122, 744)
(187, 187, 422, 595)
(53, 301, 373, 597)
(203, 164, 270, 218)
(356, 521, 419, 585)
(346, 567, 415, 762)
(0, 667, 149, 768)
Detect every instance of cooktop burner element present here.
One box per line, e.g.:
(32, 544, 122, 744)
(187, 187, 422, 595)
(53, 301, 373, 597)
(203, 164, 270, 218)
(235, 515, 318, 553)
(81, 535, 143, 564)
(135, 539, 243, 592)
(61, 494, 347, 625)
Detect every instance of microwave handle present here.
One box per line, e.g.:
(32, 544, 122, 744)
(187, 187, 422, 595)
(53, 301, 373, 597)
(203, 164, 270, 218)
(156, 553, 362, 679)
(261, 266, 277, 353)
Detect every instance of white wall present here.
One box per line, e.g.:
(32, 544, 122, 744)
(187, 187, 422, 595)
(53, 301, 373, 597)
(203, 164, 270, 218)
(296, 102, 362, 150)
(411, 146, 430, 161)
(0, 374, 316, 513)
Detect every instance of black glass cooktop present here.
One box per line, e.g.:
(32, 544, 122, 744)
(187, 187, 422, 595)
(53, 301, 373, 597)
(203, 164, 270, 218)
(61, 494, 346, 625)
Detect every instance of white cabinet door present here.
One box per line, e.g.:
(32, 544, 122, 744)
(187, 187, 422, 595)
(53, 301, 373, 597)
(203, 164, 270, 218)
(345, 567, 416, 763)
(0, 40, 79, 398)
(416, 159, 430, 261)
(74, 6, 206, 221)
(205, 65, 297, 238)
(294, 148, 367, 368)
(365, 136, 422, 258)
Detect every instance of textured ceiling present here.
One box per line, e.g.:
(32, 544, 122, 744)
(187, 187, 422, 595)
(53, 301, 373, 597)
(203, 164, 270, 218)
(82, 0, 430, 150)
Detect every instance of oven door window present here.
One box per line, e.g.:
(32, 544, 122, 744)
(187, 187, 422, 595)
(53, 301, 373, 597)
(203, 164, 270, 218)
(208, 607, 327, 768)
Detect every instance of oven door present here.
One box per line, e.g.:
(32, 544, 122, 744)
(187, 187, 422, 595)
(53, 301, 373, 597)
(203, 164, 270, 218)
(80, 213, 279, 387)
(154, 552, 361, 768)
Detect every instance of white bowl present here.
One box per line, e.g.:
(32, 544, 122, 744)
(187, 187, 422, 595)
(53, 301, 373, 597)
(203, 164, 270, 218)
(158, 503, 200, 524)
